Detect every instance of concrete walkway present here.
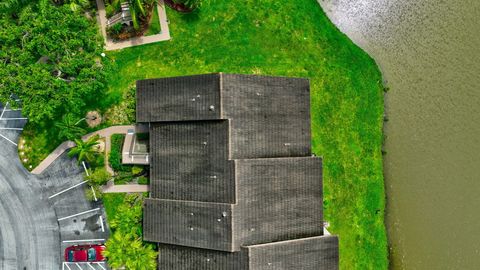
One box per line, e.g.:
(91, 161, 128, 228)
(102, 181, 149, 193)
(96, 0, 171, 51)
(32, 125, 135, 175)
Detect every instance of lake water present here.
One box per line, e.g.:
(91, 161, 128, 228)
(317, 0, 480, 269)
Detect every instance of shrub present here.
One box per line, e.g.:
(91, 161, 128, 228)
(132, 165, 144, 175)
(107, 22, 123, 36)
(137, 176, 149, 185)
(86, 167, 111, 186)
(104, 194, 157, 269)
(114, 171, 134, 184)
(109, 134, 131, 172)
(84, 185, 103, 201)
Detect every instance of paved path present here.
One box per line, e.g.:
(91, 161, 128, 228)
(102, 182, 150, 193)
(32, 125, 135, 175)
(96, 0, 171, 51)
(0, 106, 61, 269)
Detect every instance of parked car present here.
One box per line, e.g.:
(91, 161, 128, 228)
(64, 244, 106, 262)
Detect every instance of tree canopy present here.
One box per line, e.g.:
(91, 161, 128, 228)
(0, 1, 107, 124)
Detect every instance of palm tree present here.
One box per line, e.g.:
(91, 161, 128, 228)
(55, 114, 86, 141)
(104, 232, 157, 269)
(68, 134, 100, 163)
(129, 0, 147, 30)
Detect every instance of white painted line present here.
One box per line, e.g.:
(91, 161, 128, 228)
(2, 109, 22, 112)
(48, 180, 88, 199)
(82, 161, 90, 176)
(58, 208, 100, 221)
(64, 263, 72, 270)
(0, 101, 9, 119)
(96, 262, 107, 270)
(0, 118, 27, 120)
(99, 215, 105, 232)
(75, 263, 82, 270)
(0, 133, 17, 146)
(62, 239, 105, 243)
(91, 185, 98, 202)
(62, 262, 65, 270)
(0, 127, 23, 130)
(87, 263, 96, 270)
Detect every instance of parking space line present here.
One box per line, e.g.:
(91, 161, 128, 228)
(48, 180, 88, 199)
(96, 262, 107, 270)
(0, 133, 17, 146)
(87, 263, 96, 270)
(91, 185, 98, 202)
(99, 215, 105, 232)
(0, 101, 8, 119)
(75, 263, 82, 270)
(62, 239, 105, 243)
(0, 127, 23, 130)
(64, 263, 72, 270)
(2, 109, 22, 112)
(58, 208, 100, 221)
(0, 118, 28, 120)
(82, 161, 89, 176)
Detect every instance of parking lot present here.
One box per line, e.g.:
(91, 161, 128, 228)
(0, 100, 110, 269)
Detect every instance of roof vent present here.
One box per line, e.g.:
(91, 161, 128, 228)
(209, 105, 215, 111)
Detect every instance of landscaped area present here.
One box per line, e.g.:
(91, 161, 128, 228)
(0, 0, 387, 269)
(106, 1, 387, 269)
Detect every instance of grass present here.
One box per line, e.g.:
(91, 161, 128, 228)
(145, 6, 160, 36)
(102, 193, 127, 221)
(105, 0, 387, 268)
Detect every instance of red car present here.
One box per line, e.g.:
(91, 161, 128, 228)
(64, 244, 106, 262)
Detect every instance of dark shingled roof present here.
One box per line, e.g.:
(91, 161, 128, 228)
(149, 120, 235, 203)
(136, 74, 338, 269)
(136, 74, 221, 122)
(232, 157, 323, 249)
(136, 73, 312, 160)
(143, 157, 323, 252)
(220, 74, 311, 159)
(157, 236, 339, 270)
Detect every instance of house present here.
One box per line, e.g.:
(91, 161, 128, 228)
(136, 73, 339, 269)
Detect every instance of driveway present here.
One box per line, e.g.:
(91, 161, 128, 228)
(0, 105, 61, 269)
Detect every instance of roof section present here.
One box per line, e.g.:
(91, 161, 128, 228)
(136, 74, 221, 122)
(233, 157, 323, 249)
(137, 73, 312, 159)
(221, 74, 311, 159)
(144, 199, 234, 251)
(150, 120, 235, 203)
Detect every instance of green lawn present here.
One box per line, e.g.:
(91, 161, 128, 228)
(105, 0, 387, 268)
(102, 193, 126, 222)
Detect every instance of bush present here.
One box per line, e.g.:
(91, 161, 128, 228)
(86, 168, 111, 186)
(84, 185, 103, 201)
(90, 153, 105, 168)
(137, 176, 149, 185)
(132, 165, 144, 175)
(103, 194, 157, 269)
(114, 171, 134, 184)
(109, 134, 131, 172)
(107, 23, 123, 36)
